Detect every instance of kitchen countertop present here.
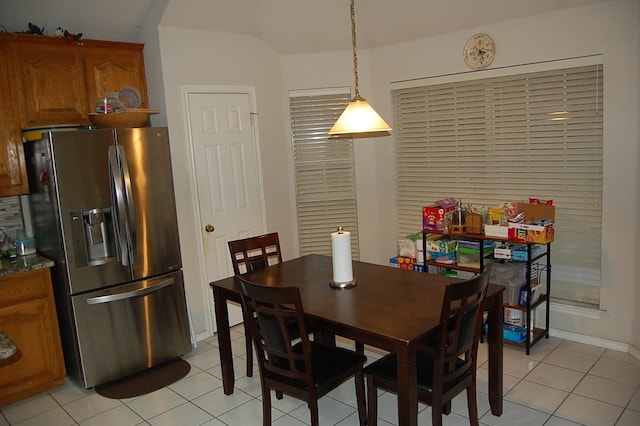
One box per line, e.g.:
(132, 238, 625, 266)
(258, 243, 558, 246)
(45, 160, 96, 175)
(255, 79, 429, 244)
(0, 329, 17, 359)
(0, 254, 55, 277)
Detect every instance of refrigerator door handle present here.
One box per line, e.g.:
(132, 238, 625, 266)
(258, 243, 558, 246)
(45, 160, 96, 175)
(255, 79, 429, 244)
(108, 146, 130, 266)
(85, 277, 174, 305)
(118, 146, 137, 262)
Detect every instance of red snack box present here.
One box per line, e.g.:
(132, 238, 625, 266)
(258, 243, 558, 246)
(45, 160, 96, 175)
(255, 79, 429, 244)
(422, 198, 457, 231)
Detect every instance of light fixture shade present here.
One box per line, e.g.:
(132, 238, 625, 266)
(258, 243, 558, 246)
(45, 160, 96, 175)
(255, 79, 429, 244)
(329, 96, 392, 136)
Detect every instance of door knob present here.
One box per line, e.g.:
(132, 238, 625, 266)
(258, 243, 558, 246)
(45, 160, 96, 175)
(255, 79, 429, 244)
(205, 224, 215, 233)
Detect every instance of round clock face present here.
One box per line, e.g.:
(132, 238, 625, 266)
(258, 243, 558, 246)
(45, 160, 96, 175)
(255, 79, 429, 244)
(464, 33, 496, 70)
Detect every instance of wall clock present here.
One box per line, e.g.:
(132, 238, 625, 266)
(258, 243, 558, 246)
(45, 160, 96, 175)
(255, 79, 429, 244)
(463, 33, 496, 70)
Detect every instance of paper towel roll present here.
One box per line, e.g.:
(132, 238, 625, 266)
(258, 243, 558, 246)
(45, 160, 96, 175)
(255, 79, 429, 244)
(331, 229, 353, 283)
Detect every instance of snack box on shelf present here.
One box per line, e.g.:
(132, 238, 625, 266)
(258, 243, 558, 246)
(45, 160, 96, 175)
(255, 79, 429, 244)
(398, 256, 416, 270)
(507, 203, 555, 244)
(426, 237, 458, 253)
(494, 244, 543, 261)
(430, 251, 457, 264)
(422, 198, 457, 232)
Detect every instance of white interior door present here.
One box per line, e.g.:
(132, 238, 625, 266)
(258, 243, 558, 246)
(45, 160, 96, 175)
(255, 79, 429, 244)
(186, 89, 266, 331)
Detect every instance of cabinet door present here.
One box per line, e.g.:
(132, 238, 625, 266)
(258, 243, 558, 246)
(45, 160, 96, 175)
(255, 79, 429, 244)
(0, 39, 28, 195)
(84, 45, 148, 110)
(13, 40, 88, 127)
(0, 269, 65, 406)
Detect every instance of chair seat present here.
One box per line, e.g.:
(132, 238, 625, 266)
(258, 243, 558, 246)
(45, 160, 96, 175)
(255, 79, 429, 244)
(267, 341, 367, 393)
(364, 349, 470, 394)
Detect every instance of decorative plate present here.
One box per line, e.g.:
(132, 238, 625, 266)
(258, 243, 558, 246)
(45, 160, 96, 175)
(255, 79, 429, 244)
(118, 86, 142, 109)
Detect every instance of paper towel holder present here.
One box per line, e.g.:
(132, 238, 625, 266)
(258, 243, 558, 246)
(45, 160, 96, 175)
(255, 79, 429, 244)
(330, 227, 357, 288)
(329, 277, 356, 288)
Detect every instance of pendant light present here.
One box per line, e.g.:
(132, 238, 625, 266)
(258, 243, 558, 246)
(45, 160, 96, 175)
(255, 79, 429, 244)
(329, 0, 391, 137)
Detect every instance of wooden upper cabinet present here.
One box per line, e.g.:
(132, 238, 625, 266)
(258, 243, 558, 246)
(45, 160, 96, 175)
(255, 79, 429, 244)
(13, 39, 89, 127)
(84, 44, 149, 111)
(0, 39, 28, 195)
(7, 34, 148, 128)
(0, 34, 148, 197)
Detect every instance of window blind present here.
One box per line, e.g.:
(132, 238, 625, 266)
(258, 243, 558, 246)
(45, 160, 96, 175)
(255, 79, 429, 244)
(289, 90, 360, 259)
(394, 64, 603, 307)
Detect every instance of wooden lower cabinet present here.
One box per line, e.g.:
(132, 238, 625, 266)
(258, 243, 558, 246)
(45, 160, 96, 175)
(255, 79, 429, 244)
(0, 268, 65, 407)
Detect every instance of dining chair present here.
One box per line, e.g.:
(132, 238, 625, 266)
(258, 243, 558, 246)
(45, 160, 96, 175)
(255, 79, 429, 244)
(228, 232, 283, 276)
(228, 232, 284, 378)
(364, 266, 491, 426)
(237, 276, 367, 426)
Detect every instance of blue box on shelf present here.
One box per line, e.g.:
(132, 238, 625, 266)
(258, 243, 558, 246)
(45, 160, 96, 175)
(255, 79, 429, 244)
(503, 323, 527, 343)
(512, 244, 542, 262)
(412, 263, 425, 272)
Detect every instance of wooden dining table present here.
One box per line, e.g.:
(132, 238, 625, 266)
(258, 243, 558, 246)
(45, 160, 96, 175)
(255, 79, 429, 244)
(210, 254, 503, 426)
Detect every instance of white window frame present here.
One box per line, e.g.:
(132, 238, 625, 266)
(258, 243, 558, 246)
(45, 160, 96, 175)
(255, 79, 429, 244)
(393, 56, 603, 307)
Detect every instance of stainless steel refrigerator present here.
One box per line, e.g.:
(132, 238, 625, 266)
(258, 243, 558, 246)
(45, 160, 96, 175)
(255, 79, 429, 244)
(24, 127, 192, 389)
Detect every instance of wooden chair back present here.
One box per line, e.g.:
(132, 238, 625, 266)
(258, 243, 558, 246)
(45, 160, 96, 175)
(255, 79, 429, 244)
(237, 275, 367, 426)
(364, 266, 491, 426)
(228, 232, 282, 275)
(434, 266, 491, 396)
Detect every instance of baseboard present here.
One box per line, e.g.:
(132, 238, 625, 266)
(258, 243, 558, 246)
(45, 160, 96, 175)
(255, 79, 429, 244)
(550, 327, 632, 355)
(629, 345, 640, 361)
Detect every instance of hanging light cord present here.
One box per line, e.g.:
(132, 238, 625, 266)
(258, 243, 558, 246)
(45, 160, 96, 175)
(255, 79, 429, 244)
(350, 0, 362, 99)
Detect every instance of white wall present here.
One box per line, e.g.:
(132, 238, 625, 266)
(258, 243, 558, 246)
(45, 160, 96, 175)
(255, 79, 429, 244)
(155, 0, 639, 349)
(156, 27, 293, 336)
(135, 0, 170, 127)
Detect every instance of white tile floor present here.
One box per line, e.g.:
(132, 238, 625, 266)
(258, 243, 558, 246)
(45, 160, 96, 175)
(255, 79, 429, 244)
(2, 325, 640, 426)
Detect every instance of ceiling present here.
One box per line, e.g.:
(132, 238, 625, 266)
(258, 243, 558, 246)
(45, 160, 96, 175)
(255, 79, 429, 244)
(1, 0, 610, 54)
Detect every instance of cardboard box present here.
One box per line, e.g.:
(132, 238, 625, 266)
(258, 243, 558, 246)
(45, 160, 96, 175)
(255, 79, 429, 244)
(465, 212, 483, 234)
(389, 256, 399, 268)
(412, 263, 425, 272)
(517, 203, 556, 222)
(508, 222, 555, 244)
(422, 198, 457, 231)
(507, 203, 555, 243)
